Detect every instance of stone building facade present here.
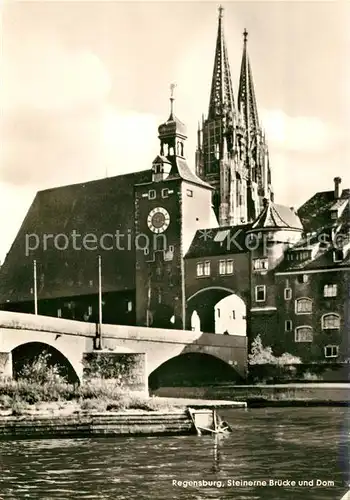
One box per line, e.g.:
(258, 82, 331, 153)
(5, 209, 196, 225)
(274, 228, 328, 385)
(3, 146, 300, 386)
(0, 8, 348, 376)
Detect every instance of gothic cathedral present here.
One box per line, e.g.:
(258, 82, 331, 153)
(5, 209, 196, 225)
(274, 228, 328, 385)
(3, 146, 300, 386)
(195, 6, 274, 226)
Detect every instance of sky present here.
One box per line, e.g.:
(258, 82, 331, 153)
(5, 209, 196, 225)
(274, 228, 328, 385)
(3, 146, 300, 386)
(0, 0, 349, 263)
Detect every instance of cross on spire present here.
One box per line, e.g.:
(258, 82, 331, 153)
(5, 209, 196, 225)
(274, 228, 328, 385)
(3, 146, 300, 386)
(218, 5, 224, 18)
(243, 28, 248, 43)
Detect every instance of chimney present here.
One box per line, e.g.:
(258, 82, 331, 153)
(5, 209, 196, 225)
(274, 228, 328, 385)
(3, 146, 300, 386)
(334, 177, 342, 199)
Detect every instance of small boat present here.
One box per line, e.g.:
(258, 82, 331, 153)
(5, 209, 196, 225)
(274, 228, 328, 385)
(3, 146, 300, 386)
(187, 407, 232, 436)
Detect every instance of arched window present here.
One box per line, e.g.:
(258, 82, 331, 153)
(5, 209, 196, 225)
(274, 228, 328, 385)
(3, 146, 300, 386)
(322, 313, 340, 330)
(295, 297, 312, 315)
(295, 326, 313, 342)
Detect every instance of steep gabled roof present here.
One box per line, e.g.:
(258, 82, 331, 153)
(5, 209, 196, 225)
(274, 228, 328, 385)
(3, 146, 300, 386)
(251, 201, 303, 231)
(276, 246, 350, 273)
(185, 224, 252, 258)
(173, 158, 212, 189)
(0, 170, 152, 304)
(298, 188, 350, 233)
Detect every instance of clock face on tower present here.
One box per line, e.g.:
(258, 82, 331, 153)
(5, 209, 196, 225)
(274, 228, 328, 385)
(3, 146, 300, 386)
(147, 207, 170, 234)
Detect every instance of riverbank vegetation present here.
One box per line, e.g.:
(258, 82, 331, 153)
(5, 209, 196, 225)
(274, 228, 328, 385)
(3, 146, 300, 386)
(0, 352, 181, 416)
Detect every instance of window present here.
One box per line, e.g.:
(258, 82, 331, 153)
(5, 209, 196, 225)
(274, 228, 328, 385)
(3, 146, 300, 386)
(323, 284, 338, 297)
(88, 305, 93, 316)
(217, 308, 220, 318)
(196, 263, 204, 277)
(285, 320, 292, 332)
(219, 259, 234, 275)
(295, 298, 312, 314)
(232, 310, 236, 320)
(148, 189, 156, 200)
(255, 285, 266, 302)
(284, 288, 292, 300)
(226, 260, 234, 274)
(57, 308, 62, 318)
(295, 326, 313, 342)
(161, 188, 169, 198)
(322, 313, 340, 330)
(127, 301, 133, 312)
(297, 274, 309, 284)
(186, 189, 193, 197)
(89, 280, 93, 287)
(197, 261, 210, 277)
(153, 164, 162, 174)
(253, 258, 268, 271)
(324, 345, 338, 358)
(331, 210, 338, 220)
(219, 260, 226, 275)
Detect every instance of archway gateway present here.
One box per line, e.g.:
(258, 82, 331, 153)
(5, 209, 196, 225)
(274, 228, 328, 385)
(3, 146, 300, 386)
(187, 287, 247, 335)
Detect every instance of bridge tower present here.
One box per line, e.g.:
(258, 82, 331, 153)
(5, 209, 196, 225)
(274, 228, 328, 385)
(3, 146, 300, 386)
(134, 86, 215, 330)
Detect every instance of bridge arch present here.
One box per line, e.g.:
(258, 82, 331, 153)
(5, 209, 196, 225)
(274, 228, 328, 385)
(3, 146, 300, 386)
(148, 351, 243, 390)
(186, 287, 247, 335)
(11, 342, 80, 384)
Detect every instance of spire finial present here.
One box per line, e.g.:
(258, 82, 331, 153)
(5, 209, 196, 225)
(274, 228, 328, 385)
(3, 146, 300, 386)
(169, 83, 176, 117)
(243, 28, 248, 43)
(218, 5, 224, 18)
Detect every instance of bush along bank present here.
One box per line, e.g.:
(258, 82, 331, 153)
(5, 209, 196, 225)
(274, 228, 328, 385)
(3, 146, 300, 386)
(0, 351, 195, 439)
(247, 335, 350, 384)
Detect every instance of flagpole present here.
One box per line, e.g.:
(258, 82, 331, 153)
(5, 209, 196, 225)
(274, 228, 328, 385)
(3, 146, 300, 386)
(33, 259, 38, 315)
(98, 255, 103, 348)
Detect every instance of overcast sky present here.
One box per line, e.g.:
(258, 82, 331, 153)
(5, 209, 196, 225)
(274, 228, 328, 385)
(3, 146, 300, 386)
(1, 1, 349, 262)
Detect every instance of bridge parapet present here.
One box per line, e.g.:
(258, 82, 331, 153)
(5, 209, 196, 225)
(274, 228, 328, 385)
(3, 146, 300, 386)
(0, 311, 247, 383)
(0, 311, 96, 337)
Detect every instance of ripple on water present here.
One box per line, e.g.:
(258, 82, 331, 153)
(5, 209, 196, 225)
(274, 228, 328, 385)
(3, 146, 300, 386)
(0, 407, 347, 500)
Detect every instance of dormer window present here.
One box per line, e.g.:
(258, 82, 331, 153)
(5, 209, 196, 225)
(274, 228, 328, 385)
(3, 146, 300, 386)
(152, 156, 172, 182)
(330, 210, 338, 220)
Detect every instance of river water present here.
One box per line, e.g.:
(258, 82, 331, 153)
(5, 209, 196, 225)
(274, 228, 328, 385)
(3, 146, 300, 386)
(0, 407, 348, 500)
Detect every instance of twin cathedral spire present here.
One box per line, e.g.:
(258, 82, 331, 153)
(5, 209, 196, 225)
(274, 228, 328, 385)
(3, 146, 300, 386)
(195, 6, 274, 226)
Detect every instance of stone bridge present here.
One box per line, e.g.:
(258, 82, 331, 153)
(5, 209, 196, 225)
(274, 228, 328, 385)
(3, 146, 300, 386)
(0, 311, 247, 391)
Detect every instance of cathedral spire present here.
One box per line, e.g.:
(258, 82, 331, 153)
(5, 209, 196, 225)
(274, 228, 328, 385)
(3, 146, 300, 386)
(238, 29, 259, 132)
(208, 5, 236, 122)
